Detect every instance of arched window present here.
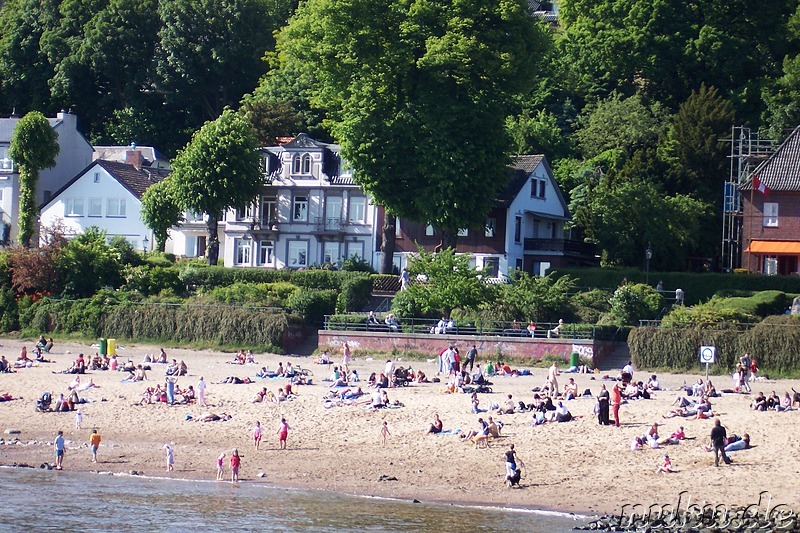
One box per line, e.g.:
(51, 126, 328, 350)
(292, 155, 302, 174)
(302, 154, 312, 174)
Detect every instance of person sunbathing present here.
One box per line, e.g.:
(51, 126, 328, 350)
(427, 414, 443, 434)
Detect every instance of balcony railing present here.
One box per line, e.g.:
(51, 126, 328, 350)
(314, 216, 346, 233)
(524, 238, 597, 256)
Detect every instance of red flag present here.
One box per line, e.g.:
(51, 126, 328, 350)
(753, 175, 770, 195)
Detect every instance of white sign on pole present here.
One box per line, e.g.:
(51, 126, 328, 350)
(699, 346, 716, 364)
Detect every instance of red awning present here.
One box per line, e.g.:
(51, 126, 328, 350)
(746, 240, 800, 254)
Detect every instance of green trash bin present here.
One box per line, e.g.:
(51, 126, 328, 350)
(99, 338, 107, 356)
(569, 352, 580, 368)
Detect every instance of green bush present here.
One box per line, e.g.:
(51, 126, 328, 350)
(391, 288, 436, 318)
(144, 252, 176, 267)
(124, 266, 183, 296)
(660, 305, 757, 327)
(0, 286, 19, 332)
(341, 254, 375, 272)
(608, 283, 663, 325)
(569, 289, 612, 323)
(287, 288, 337, 323)
(706, 290, 792, 318)
(336, 275, 373, 313)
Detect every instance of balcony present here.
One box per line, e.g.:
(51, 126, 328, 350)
(313, 216, 346, 235)
(524, 238, 597, 257)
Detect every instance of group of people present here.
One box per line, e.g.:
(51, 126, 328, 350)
(750, 390, 796, 412)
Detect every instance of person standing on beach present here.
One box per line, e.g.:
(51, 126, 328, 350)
(611, 383, 622, 427)
(75, 408, 83, 429)
(164, 444, 174, 472)
(380, 421, 390, 446)
(466, 345, 478, 373)
(547, 362, 560, 398)
(89, 429, 101, 463)
(230, 448, 241, 482)
(504, 444, 517, 479)
(197, 376, 207, 407)
(277, 418, 289, 449)
(711, 419, 731, 467)
(253, 421, 263, 450)
(216, 452, 225, 480)
(597, 384, 610, 425)
(342, 342, 351, 374)
(54, 430, 65, 470)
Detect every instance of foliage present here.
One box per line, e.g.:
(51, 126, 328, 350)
(493, 272, 575, 322)
(5, 228, 64, 295)
(505, 108, 573, 161)
(109, 235, 143, 267)
(170, 109, 263, 264)
(9, 110, 60, 246)
(341, 254, 375, 273)
(276, 0, 550, 245)
(394, 248, 491, 318)
(608, 283, 664, 326)
(569, 289, 612, 324)
(204, 281, 297, 307)
(660, 305, 757, 328)
(55, 227, 122, 298)
(140, 178, 183, 252)
(336, 275, 372, 314)
(0, 286, 19, 331)
(287, 288, 337, 323)
(123, 265, 183, 297)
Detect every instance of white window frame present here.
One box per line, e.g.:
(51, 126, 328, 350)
(292, 155, 302, 174)
(107, 198, 126, 217)
(323, 242, 340, 264)
(764, 256, 778, 276)
(235, 238, 251, 265)
(485, 218, 496, 238)
(346, 241, 364, 260)
(763, 202, 778, 227)
(88, 198, 103, 217)
(288, 240, 308, 267)
(65, 198, 84, 217)
(293, 196, 309, 222)
(261, 196, 277, 225)
(0, 147, 13, 172)
(302, 154, 312, 174)
(425, 224, 435, 236)
(348, 196, 366, 223)
(458, 228, 469, 237)
(237, 202, 254, 221)
(258, 240, 274, 266)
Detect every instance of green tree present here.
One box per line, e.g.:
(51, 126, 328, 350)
(9, 111, 60, 247)
(608, 283, 664, 326)
(276, 0, 549, 272)
(495, 272, 575, 323)
(506, 109, 574, 161)
(392, 248, 490, 319)
(140, 178, 183, 252)
(170, 109, 263, 265)
(55, 226, 122, 297)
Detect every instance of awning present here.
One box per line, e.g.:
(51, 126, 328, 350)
(746, 240, 800, 254)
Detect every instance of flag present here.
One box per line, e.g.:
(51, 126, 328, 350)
(753, 175, 770, 195)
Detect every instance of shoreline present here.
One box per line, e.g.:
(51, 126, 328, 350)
(2, 337, 800, 516)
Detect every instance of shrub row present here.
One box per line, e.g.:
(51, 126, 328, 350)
(552, 267, 800, 306)
(628, 315, 800, 374)
(179, 266, 371, 291)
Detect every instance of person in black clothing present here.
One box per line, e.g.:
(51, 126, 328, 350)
(710, 419, 731, 467)
(597, 384, 611, 425)
(505, 444, 517, 479)
(466, 345, 478, 373)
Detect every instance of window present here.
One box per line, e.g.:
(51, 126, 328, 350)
(293, 196, 308, 222)
(485, 218, 496, 237)
(93, 172, 100, 183)
(292, 155, 301, 174)
(327, 196, 342, 222)
(88, 198, 102, 217)
(763, 202, 778, 227)
(258, 240, 274, 266)
(65, 198, 84, 216)
(187, 210, 204, 222)
(237, 202, 254, 221)
(235, 238, 251, 265)
(261, 196, 277, 225)
(764, 256, 778, 276)
(346, 241, 364, 260)
(0, 188, 4, 202)
(0, 147, 13, 171)
(302, 154, 312, 174)
(484, 257, 499, 277)
(107, 198, 126, 217)
(425, 224, 435, 236)
(349, 196, 366, 223)
(395, 218, 402, 237)
(288, 241, 308, 267)
(515, 258, 523, 271)
(514, 216, 522, 243)
(323, 242, 339, 264)
(531, 178, 546, 199)
(458, 228, 469, 237)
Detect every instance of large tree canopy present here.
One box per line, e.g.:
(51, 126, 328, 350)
(275, 0, 549, 252)
(170, 109, 263, 264)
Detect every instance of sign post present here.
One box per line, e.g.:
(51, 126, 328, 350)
(699, 346, 716, 382)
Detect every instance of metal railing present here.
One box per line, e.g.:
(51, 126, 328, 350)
(313, 216, 345, 232)
(323, 315, 597, 340)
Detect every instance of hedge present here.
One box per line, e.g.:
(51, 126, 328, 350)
(552, 267, 800, 306)
(336, 276, 373, 313)
(628, 315, 800, 374)
(180, 266, 371, 292)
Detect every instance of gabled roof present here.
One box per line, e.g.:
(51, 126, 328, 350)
(0, 112, 77, 143)
(744, 125, 800, 191)
(40, 160, 170, 210)
(282, 133, 324, 149)
(93, 145, 169, 168)
(497, 155, 570, 216)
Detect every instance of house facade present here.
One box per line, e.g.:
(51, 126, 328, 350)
(39, 158, 170, 250)
(376, 155, 596, 276)
(0, 111, 93, 243)
(220, 133, 376, 268)
(742, 125, 800, 275)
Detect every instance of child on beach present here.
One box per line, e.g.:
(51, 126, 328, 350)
(216, 452, 225, 480)
(230, 448, 241, 482)
(75, 409, 83, 429)
(277, 418, 289, 450)
(164, 444, 174, 472)
(253, 421, 263, 450)
(657, 454, 676, 474)
(380, 421, 390, 446)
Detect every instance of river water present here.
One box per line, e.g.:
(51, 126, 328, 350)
(0, 467, 587, 531)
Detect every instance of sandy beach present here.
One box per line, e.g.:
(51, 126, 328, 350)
(1, 337, 799, 516)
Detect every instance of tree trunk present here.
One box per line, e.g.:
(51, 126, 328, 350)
(380, 212, 397, 274)
(440, 229, 458, 251)
(206, 214, 220, 265)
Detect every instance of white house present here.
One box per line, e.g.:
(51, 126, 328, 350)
(220, 133, 376, 268)
(0, 110, 93, 243)
(39, 159, 170, 250)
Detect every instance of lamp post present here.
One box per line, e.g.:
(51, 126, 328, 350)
(645, 243, 653, 285)
(142, 235, 149, 253)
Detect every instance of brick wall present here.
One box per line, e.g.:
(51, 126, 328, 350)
(742, 191, 800, 272)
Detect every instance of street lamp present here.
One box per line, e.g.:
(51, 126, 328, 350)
(645, 243, 653, 285)
(142, 235, 149, 253)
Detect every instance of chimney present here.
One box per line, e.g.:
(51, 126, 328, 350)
(125, 150, 143, 170)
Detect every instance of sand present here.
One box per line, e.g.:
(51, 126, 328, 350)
(1, 337, 799, 516)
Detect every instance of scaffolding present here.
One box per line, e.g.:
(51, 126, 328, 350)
(720, 126, 776, 272)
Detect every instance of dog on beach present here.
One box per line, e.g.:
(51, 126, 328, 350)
(506, 468, 522, 488)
